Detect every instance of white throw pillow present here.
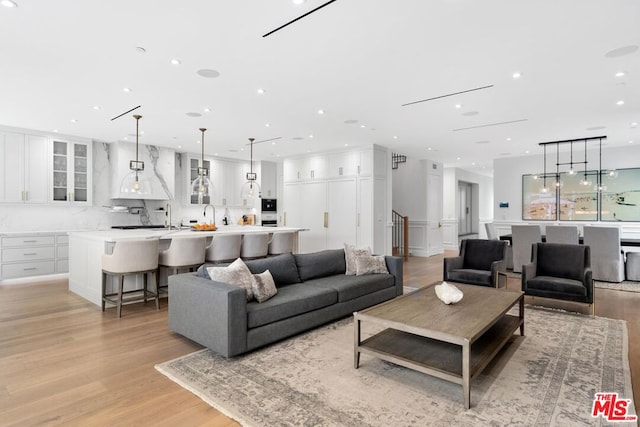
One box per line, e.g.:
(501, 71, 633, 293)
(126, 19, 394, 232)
(344, 243, 371, 275)
(355, 255, 389, 276)
(251, 270, 278, 303)
(207, 258, 254, 301)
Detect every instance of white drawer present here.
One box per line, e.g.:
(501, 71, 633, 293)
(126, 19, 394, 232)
(56, 235, 69, 245)
(1, 261, 56, 279)
(56, 245, 69, 259)
(2, 236, 55, 248)
(2, 246, 56, 262)
(56, 259, 69, 273)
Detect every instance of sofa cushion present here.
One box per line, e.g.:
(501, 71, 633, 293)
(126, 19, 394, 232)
(345, 244, 371, 275)
(246, 283, 337, 328)
(244, 253, 301, 287)
(527, 276, 587, 296)
(294, 249, 346, 281)
(355, 255, 389, 276)
(304, 273, 395, 302)
(447, 269, 493, 287)
(206, 258, 254, 301)
(251, 270, 278, 303)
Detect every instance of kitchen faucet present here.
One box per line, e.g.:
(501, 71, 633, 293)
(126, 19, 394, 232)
(203, 204, 216, 225)
(165, 203, 172, 229)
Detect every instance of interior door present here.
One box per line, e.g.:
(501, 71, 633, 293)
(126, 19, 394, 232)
(427, 172, 443, 255)
(458, 182, 472, 235)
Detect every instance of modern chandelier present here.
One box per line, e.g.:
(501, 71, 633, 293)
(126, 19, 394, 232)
(120, 114, 152, 195)
(190, 127, 214, 204)
(240, 137, 261, 199)
(533, 135, 616, 193)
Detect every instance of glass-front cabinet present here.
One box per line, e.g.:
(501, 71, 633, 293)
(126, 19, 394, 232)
(51, 139, 92, 204)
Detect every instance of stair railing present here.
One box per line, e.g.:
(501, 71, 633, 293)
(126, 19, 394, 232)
(392, 210, 409, 260)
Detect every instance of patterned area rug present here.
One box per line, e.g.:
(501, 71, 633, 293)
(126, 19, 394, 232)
(156, 308, 635, 427)
(595, 280, 640, 293)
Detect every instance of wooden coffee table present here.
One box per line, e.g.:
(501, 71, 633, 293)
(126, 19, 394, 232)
(354, 283, 524, 409)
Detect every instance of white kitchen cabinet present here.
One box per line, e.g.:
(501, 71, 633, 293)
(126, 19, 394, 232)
(283, 155, 328, 182)
(0, 131, 48, 204)
(298, 181, 329, 253)
(0, 232, 70, 280)
(357, 177, 373, 248)
(259, 161, 277, 198)
(283, 183, 301, 227)
(110, 141, 175, 200)
(51, 139, 92, 204)
(328, 151, 360, 178)
(326, 179, 357, 249)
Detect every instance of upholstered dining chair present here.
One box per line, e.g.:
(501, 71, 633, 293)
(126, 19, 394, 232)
(101, 238, 160, 318)
(484, 222, 498, 240)
(443, 239, 508, 288)
(158, 236, 207, 300)
(545, 225, 579, 244)
(511, 225, 542, 273)
(205, 234, 242, 263)
(583, 226, 625, 282)
(522, 243, 594, 315)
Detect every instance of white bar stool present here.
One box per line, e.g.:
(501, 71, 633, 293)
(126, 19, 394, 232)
(205, 234, 242, 263)
(240, 233, 270, 259)
(101, 239, 160, 318)
(268, 232, 294, 255)
(158, 236, 207, 298)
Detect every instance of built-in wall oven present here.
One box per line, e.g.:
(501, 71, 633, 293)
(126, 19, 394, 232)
(261, 198, 277, 227)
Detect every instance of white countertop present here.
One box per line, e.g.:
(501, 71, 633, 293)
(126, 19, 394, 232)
(67, 226, 306, 242)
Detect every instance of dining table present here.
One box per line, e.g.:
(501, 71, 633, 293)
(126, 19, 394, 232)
(499, 234, 640, 247)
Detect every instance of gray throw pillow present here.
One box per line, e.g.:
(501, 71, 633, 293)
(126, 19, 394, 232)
(251, 270, 278, 303)
(344, 243, 371, 275)
(355, 255, 389, 276)
(207, 258, 254, 301)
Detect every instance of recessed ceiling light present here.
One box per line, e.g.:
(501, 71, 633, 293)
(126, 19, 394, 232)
(196, 69, 220, 78)
(309, 134, 314, 138)
(632, 122, 638, 127)
(196, 140, 201, 144)
(135, 46, 146, 53)
(214, 152, 219, 156)
(360, 125, 366, 128)
(240, 148, 245, 151)
(123, 87, 132, 93)
(257, 88, 265, 94)
(393, 136, 398, 139)
(186, 112, 202, 117)
(52, 129, 58, 133)
(170, 59, 181, 65)
(178, 145, 182, 149)
(630, 140, 634, 144)
(317, 109, 325, 115)
(427, 147, 432, 151)
(455, 104, 463, 109)
(92, 105, 101, 110)
(344, 144, 349, 147)
(525, 150, 530, 154)
(272, 142, 276, 145)
(265, 123, 271, 127)
(204, 107, 211, 113)
(1, 1, 18, 8)
(615, 71, 626, 77)
(506, 137, 511, 141)
(307, 149, 312, 153)
(471, 162, 476, 166)
(512, 72, 522, 79)
(70, 119, 77, 123)
(616, 100, 625, 106)
(139, 131, 144, 135)
(456, 157, 461, 161)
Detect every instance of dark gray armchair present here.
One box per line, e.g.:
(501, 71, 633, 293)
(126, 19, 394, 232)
(443, 239, 508, 288)
(522, 243, 593, 315)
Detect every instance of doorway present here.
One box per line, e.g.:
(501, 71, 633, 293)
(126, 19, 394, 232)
(458, 181, 474, 236)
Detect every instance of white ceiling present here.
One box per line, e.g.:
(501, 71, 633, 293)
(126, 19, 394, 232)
(1, 0, 639, 174)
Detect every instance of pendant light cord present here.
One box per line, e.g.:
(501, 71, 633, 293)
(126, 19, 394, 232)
(200, 128, 207, 177)
(133, 114, 142, 180)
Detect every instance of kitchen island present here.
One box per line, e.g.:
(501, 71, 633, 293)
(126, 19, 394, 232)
(68, 226, 305, 307)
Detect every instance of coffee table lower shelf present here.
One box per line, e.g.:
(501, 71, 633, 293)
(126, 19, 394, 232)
(355, 314, 522, 407)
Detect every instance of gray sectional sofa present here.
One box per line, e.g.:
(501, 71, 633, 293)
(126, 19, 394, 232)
(168, 249, 403, 357)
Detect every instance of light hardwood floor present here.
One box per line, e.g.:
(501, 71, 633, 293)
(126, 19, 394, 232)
(1, 254, 638, 425)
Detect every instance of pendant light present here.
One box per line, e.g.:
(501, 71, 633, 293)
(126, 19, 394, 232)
(190, 127, 214, 204)
(240, 137, 261, 199)
(120, 114, 152, 195)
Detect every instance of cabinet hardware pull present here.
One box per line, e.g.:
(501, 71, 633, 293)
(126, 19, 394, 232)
(23, 240, 37, 243)
(311, 170, 315, 179)
(297, 171, 300, 180)
(357, 165, 360, 175)
(23, 267, 38, 271)
(323, 212, 328, 228)
(357, 213, 360, 227)
(24, 253, 38, 256)
(339, 167, 343, 176)
(25, 191, 29, 200)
